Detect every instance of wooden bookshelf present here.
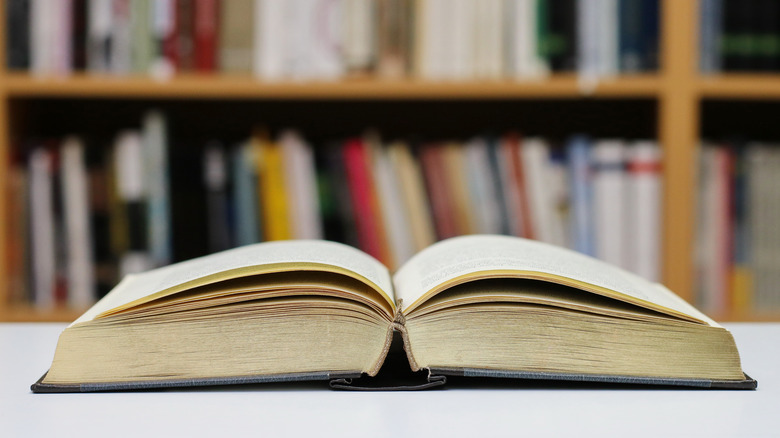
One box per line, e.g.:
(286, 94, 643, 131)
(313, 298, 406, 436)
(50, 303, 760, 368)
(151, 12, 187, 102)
(697, 75, 780, 99)
(0, 0, 777, 322)
(1, 73, 663, 99)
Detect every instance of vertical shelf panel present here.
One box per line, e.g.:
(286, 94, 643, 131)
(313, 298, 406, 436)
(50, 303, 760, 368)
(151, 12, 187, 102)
(659, 0, 699, 301)
(0, 0, 9, 306)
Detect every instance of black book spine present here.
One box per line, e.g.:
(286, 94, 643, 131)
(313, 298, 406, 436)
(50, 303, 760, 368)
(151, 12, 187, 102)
(755, 0, 779, 71)
(548, 0, 576, 71)
(71, 0, 88, 70)
(619, 0, 643, 72)
(723, 0, 754, 71)
(6, 0, 31, 70)
(639, 0, 659, 71)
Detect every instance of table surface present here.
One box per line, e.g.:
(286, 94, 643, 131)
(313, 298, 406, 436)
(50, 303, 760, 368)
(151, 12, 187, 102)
(1, 323, 778, 437)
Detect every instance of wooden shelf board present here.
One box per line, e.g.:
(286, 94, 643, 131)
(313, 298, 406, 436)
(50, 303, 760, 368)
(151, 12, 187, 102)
(0, 306, 84, 323)
(712, 312, 780, 323)
(698, 75, 780, 99)
(1, 73, 663, 99)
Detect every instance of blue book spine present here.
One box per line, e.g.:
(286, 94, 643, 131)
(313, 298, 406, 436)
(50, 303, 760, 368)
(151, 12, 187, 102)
(700, 0, 724, 73)
(566, 136, 595, 256)
(639, 0, 660, 71)
(486, 137, 512, 236)
(232, 143, 260, 246)
(619, 0, 643, 72)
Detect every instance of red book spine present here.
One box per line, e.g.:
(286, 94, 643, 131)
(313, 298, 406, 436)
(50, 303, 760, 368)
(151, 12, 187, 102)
(343, 139, 383, 261)
(421, 145, 457, 240)
(163, 0, 180, 71)
(194, 0, 218, 72)
(509, 135, 534, 239)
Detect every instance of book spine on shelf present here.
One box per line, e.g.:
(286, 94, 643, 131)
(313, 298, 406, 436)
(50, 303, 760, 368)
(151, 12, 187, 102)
(28, 147, 57, 308)
(60, 137, 96, 308)
(193, 0, 218, 72)
(626, 140, 662, 282)
(6, 0, 31, 70)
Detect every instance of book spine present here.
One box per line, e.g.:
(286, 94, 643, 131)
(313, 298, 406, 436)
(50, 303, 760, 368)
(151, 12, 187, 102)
(28, 148, 57, 308)
(619, 0, 643, 72)
(71, 0, 88, 70)
(151, 0, 177, 77)
(203, 142, 232, 252)
(567, 136, 595, 255)
(343, 139, 383, 261)
(592, 139, 628, 269)
(699, 0, 723, 73)
(60, 137, 95, 307)
(193, 0, 218, 72)
(143, 111, 171, 267)
(626, 141, 662, 281)
(258, 135, 291, 240)
(231, 141, 260, 246)
(639, 0, 659, 71)
(114, 131, 151, 277)
(177, 0, 196, 71)
(87, 0, 113, 73)
(6, 0, 31, 70)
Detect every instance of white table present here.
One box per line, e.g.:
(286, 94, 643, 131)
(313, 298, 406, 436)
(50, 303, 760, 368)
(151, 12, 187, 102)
(1, 323, 778, 437)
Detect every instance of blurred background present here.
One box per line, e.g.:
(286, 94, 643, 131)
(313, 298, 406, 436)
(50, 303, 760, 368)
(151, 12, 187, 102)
(0, 0, 777, 322)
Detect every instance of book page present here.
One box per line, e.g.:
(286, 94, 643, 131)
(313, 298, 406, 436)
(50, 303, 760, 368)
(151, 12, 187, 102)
(393, 235, 712, 324)
(73, 240, 394, 326)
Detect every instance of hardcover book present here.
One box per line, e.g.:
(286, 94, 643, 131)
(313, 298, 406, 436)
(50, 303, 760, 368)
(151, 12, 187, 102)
(32, 235, 756, 393)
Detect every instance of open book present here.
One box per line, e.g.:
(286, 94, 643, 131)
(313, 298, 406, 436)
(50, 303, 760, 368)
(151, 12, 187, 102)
(32, 235, 755, 392)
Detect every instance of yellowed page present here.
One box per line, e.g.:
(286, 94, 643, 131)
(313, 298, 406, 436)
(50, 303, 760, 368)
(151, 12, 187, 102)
(393, 235, 714, 324)
(73, 240, 394, 326)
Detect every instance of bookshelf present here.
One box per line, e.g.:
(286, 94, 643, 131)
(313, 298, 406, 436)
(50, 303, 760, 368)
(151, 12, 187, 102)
(0, 0, 778, 322)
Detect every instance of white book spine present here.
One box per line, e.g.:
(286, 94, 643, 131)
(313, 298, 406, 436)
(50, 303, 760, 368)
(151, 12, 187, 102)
(374, 146, 415, 269)
(308, 0, 344, 79)
(88, 0, 114, 72)
(465, 138, 502, 234)
(522, 138, 558, 245)
(546, 153, 570, 248)
(577, 0, 599, 80)
(255, 0, 286, 80)
(599, 0, 619, 76)
(592, 139, 627, 269)
(110, 0, 132, 74)
(149, 0, 175, 79)
(29, 148, 56, 308)
(280, 131, 322, 240)
(31, 0, 53, 75)
(626, 141, 662, 282)
(61, 137, 96, 308)
(343, 0, 375, 72)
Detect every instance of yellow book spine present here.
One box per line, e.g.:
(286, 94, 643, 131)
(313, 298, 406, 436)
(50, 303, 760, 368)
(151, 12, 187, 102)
(257, 135, 290, 240)
(730, 267, 753, 314)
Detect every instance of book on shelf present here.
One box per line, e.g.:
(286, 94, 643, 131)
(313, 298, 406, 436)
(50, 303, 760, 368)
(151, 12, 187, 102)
(5, 0, 660, 80)
(8, 121, 667, 310)
(32, 235, 756, 393)
(696, 141, 780, 314)
(700, 0, 780, 73)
